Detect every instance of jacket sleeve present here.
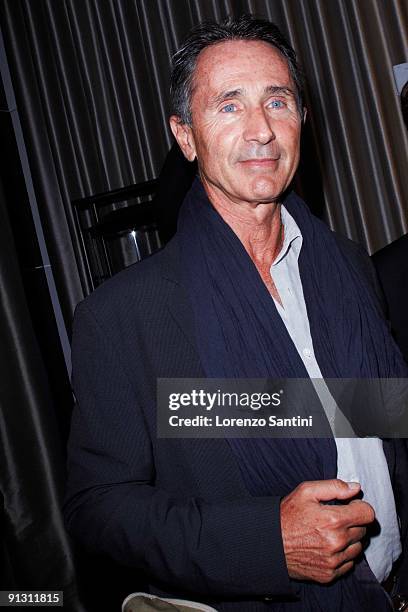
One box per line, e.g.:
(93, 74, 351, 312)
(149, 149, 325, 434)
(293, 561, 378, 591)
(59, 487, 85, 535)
(335, 232, 388, 318)
(63, 301, 293, 599)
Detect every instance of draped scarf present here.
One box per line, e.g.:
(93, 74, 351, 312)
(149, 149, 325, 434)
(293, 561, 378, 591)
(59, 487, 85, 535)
(178, 177, 407, 610)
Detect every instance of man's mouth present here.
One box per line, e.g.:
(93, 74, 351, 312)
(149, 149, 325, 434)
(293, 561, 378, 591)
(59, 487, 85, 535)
(239, 157, 280, 166)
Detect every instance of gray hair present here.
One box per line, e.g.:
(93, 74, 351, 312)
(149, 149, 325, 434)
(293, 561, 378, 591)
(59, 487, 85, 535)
(170, 14, 304, 125)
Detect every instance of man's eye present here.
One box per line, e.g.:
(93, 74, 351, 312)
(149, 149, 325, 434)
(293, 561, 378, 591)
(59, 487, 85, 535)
(221, 103, 237, 113)
(269, 100, 285, 109)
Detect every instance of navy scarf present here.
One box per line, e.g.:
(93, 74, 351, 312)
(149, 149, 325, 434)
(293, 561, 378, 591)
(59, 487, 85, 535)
(178, 177, 407, 609)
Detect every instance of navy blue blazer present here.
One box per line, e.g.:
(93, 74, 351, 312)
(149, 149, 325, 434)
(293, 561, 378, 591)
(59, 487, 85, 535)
(64, 235, 408, 608)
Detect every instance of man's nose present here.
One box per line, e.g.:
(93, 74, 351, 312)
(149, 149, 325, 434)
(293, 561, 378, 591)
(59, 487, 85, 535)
(243, 107, 275, 144)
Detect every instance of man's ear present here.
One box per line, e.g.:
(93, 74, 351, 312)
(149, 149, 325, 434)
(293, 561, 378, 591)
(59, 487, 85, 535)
(169, 116, 197, 162)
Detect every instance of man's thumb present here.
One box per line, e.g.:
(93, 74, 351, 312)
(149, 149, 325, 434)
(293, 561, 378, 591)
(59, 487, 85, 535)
(306, 479, 360, 502)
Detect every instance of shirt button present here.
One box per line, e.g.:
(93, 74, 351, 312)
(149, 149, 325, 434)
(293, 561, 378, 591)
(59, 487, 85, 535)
(303, 348, 312, 359)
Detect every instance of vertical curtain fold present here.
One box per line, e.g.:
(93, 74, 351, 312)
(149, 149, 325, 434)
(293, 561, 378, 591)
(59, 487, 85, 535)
(0, 182, 83, 609)
(1, 0, 405, 325)
(282, 0, 407, 252)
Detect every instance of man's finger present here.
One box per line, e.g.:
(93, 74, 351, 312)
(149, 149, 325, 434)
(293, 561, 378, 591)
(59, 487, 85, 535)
(317, 560, 355, 585)
(335, 541, 363, 566)
(325, 525, 367, 553)
(337, 500, 375, 527)
(298, 479, 360, 503)
(346, 525, 367, 545)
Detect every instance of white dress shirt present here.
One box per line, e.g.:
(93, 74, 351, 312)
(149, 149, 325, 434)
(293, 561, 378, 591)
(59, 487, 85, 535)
(269, 204, 401, 583)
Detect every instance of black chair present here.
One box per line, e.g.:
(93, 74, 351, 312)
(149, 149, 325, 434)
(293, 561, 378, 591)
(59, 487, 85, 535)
(72, 144, 197, 292)
(72, 179, 161, 290)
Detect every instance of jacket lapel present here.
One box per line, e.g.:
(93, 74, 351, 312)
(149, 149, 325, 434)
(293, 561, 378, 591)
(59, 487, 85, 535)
(160, 236, 198, 350)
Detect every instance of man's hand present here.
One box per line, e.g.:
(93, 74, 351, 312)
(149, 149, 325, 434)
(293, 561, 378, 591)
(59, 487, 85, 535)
(280, 479, 375, 584)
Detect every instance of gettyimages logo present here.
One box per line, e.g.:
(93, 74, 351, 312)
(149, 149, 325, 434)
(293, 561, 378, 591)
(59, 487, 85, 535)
(168, 388, 283, 411)
(157, 378, 408, 439)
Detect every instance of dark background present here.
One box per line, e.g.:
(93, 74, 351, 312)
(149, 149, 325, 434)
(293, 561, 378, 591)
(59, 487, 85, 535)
(0, 1, 407, 610)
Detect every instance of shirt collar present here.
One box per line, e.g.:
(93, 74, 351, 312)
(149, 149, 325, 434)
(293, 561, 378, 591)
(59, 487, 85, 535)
(272, 204, 303, 266)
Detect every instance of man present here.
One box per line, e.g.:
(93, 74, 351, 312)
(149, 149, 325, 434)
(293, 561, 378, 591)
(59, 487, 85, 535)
(373, 233, 408, 364)
(372, 79, 408, 365)
(64, 15, 408, 610)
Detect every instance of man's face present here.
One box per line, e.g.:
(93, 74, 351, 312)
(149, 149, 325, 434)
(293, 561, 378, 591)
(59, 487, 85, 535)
(171, 39, 303, 207)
